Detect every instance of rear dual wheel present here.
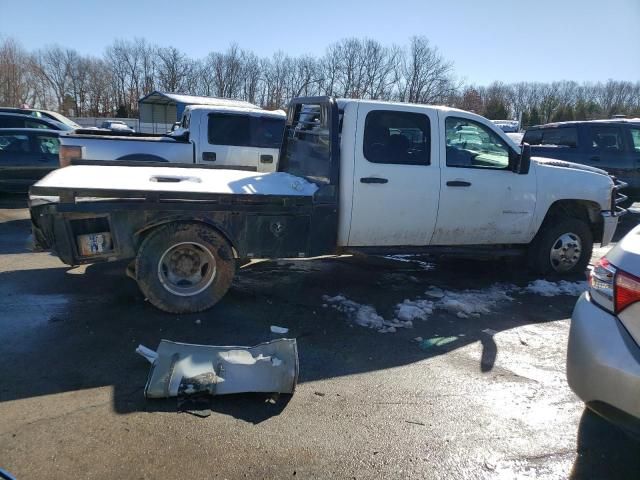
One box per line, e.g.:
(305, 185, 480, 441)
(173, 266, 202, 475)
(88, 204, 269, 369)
(135, 223, 235, 313)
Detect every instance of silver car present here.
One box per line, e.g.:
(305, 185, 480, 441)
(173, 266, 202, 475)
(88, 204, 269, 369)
(567, 223, 640, 433)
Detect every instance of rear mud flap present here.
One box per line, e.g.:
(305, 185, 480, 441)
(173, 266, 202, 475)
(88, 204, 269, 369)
(140, 338, 299, 398)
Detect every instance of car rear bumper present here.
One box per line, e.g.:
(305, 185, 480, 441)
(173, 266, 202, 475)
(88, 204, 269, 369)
(567, 292, 640, 423)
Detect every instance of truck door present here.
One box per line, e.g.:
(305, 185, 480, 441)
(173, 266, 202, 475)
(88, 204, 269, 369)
(347, 104, 440, 246)
(432, 114, 536, 245)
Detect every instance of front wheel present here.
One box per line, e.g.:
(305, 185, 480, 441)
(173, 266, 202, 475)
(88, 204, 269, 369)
(528, 218, 593, 275)
(135, 222, 235, 313)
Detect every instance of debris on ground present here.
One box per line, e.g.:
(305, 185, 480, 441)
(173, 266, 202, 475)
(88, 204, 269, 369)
(135, 344, 158, 364)
(138, 338, 298, 399)
(270, 325, 289, 334)
(418, 336, 458, 350)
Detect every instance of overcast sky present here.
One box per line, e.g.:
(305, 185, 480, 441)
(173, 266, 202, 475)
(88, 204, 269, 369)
(1, 0, 639, 85)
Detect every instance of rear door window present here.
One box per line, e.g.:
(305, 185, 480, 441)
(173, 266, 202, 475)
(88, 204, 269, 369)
(207, 114, 251, 146)
(0, 117, 24, 128)
(0, 134, 31, 159)
(363, 110, 430, 165)
(591, 126, 624, 151)
(250, 117, 284, 148)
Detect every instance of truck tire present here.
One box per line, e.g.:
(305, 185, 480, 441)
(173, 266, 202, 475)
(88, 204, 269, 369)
(135, 222, 235, 313)
(528, 218, 593, 275)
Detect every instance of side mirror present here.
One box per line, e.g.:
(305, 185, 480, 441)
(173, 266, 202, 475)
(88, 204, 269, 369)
(514, 143, 531, 174)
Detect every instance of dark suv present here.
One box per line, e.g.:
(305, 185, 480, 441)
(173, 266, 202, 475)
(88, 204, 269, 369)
(523, 120, 640, 203)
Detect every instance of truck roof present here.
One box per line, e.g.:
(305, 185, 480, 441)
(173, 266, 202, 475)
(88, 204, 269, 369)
(528, 118, 640, 129)
(184, 104, 286, 118)
(335, 98, 471, 116)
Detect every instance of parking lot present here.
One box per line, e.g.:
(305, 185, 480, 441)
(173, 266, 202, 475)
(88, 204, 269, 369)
(1, 194, 639, 479)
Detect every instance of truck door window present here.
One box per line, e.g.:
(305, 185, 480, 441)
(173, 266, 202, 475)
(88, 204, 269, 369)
(207, 114, 251, 146)
(445, 117, 509, 169)
(363, 110, 430, 165)
(591, 126, 624, 152)
(35, 135, 60, 155)
(630, 128, 640, 153)
(523, 127, 578, 147)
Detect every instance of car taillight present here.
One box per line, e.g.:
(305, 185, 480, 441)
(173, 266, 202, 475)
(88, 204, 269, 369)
(616, 270, 640, 313)
(589, 257, 640, 314)
(59, 145, 82, 167)
(589, 257, 616, 312)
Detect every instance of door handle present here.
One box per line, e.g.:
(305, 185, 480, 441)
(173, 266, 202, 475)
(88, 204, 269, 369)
(360, 177, 388, 184)
(202, 152, 216, 162)
(446, 180, 471, 187)
(260, 154, 273, 164)
(590, 156, 600, 161)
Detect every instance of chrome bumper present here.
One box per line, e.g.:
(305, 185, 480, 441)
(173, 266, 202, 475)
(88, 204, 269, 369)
(600, 211, 619, 247)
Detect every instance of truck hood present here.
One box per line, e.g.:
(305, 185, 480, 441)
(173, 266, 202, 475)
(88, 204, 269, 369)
(532, 157, 608, 176)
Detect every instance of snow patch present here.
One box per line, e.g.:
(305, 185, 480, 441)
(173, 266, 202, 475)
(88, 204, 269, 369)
(435, 285, 516, 319)
(322, 295, 413, 333)
(524, 279, 587, 297)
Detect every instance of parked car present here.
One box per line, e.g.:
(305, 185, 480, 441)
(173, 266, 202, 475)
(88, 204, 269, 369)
(0, 107, 81, 129)
(523, 120, 640, 204)
(29, 96, 626, 313)
(59, 105, 286, 172)
(0, 129, 60, 191)
(100, 120, 135, 133)
(567, 223, 640, 435)
(0, 112, 74, 132)
(491, 119, 520, 133)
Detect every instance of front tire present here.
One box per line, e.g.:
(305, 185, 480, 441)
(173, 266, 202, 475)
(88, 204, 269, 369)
(528, 218, 593, 275)
(135, 222, 235, 313)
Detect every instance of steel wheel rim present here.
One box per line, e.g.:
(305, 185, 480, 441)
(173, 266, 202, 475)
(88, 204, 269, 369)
(157, 242, 216, 296)
(549, 232, 582, 272)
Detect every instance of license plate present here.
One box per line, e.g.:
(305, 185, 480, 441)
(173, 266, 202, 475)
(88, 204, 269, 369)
(77, 232, 112, 256)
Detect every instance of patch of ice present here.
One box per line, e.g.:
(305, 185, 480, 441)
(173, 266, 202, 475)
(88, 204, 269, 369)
(524, 280, 587, 297)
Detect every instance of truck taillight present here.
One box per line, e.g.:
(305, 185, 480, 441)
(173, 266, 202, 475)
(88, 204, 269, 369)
(616, 270, 640, 313)
(59, 145, 82, 167)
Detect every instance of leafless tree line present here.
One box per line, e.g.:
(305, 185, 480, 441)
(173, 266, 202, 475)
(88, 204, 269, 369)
(1, 35, 638, 124)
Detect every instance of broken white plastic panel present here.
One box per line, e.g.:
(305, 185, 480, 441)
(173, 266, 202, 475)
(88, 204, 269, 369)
(270, 325, 289, 334)
(136, 344, 159, 364)
(141, 338, 299, 398)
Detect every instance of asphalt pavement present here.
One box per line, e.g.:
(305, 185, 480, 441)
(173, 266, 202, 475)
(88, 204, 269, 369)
(1, 194, 639, 479)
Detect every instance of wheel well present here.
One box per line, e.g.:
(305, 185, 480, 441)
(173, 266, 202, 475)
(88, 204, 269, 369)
(134, 219, 238, 258)
(542, 200, 602, 239)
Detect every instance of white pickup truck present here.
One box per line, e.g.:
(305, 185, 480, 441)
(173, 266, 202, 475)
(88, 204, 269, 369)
(59, 105, 286, 172)
(30, 96, 626, 313)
